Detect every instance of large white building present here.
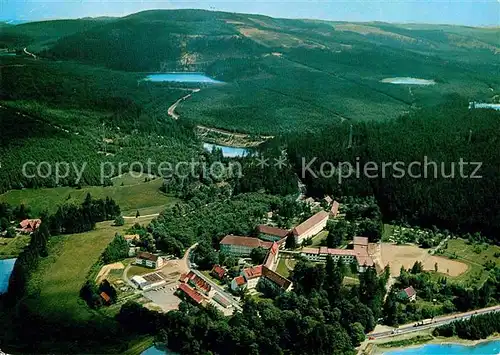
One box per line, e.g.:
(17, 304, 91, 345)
(292, 211, 329, 245)
(219, 235, 273, 257)
(135, 252, 164, 269)
(300, 237, 374, 273)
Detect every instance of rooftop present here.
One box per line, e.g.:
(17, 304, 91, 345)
(137, 252, 160, 262)
(257, 225, 290, 238)
(178, 283, 204, 304)
(262, 266, 292, 290)
(234, 275, 246, 286)
(330, 201, 340, 216)
(220, 235, 273, 249)
(243, 265, 263, 279)
(403, 286, 417, 298)
(293, 211, 329, 236)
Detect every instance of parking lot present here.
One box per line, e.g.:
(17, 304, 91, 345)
(143, 280, 181, 312)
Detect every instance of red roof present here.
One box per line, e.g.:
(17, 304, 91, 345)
(19, 219, 41, 233)
(243, 265, 262, 280)
(234, 276, 246, 286)
(178, 283, 204, 304)
(257, 225, 290, 238)
(100, 292, 111, 303)
(211, 265, 226, 279)
(263, 242, 279, 268)
(262, 266, 292, 290)
(185, 271, 211, 293)
(403, 286, 417, 298)
(330, 201, 340, 217)
(137, 252, 160, 262)
(293, 211, 329, 236)
(220, 235, 273, 249)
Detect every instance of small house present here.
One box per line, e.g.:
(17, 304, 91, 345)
(399, 286, 417, 302)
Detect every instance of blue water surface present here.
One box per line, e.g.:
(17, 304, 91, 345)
(203, 143, 250, 158)
(385, 340, 500, 355)
(144, 73, 222, 83)
(141, 345, 178, 355)
(0, 258, 16, 294)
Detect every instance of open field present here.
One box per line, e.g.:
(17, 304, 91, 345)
(436, 239, 500, 285)
(0, 173, 178, 217)
(23, 215, 157, 322)
(0, 235, 30, 259)
(379, 243, 468, 277)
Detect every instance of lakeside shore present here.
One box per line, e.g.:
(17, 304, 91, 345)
(373, 334, 500, 354)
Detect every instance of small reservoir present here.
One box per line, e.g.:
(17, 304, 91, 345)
(203, 143, 250, 158)
(144, 72, 222, 83)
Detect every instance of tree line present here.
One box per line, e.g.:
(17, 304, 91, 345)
(283, 98, 500, 243)
(116, 255, 389, 355)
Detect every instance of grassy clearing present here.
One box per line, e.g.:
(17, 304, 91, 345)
(434, 238, 500, 286)
(310, 230, 328, 247)
(126, 265, 155, 278)
(23, 216, 156, 322)
(0, 235, 31, 259)
(0, 174, 178, 217)
(276, 257, 295, 278)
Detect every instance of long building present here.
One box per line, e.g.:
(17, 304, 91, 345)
(300, 236, 374, 273)
(219, 235, 273, 257)
(292, 211, 329, 245)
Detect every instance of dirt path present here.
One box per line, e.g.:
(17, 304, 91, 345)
(95, 262, 124, 283)
(123, 214, 160, 220)
(166, 88, 272, 146)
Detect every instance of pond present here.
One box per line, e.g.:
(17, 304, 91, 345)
(141, 345, 178, 355)
(381, 77, 436, 85)
(203, 143, 250, 158)
(0, 258, 16, 294)
(144, 72, 222, 83)
(384, 340, 500, 355)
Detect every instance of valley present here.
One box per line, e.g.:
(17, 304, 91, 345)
(0, 8, 499, 355)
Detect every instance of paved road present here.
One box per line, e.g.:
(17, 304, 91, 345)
(369, 305, 500, 339)
(190, 269, 242, 312)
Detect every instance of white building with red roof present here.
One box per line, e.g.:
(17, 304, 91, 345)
(231, 275, 247, 292)
(300, 236, 374, 273)
(257, 225, 290, 242)
(219, 235, 273, 257)
(292, 211, 329, 244)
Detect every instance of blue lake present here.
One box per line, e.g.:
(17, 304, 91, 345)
(385, 340, 500, 355)
(203, 143, 250, 158)
(141, 345, 178, 355)
(144, 72, 222, 83)
(0, 258, 16, 294)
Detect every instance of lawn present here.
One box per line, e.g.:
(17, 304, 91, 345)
(0, 235, 31, 259)
(310, 230, 328, 247)
(0, 173, 178, 217)
(435, 238, 500, 286)
(276, 257, 295, 278)
(23, 216, 157, 322)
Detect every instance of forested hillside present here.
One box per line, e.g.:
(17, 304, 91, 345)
(2, 10, 498, 133)
(284, 98, 500, 240)
(0, 57, 200, 193)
